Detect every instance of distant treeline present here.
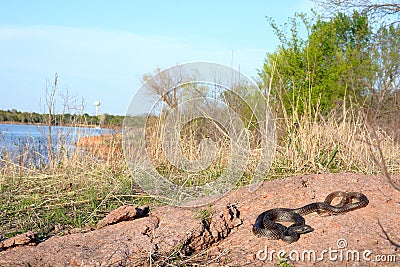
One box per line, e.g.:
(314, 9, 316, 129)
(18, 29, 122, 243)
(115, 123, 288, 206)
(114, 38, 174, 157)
(0, 109, 126, 128)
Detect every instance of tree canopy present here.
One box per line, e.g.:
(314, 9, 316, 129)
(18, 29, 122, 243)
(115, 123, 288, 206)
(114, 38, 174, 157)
(259, 9, 399, 119)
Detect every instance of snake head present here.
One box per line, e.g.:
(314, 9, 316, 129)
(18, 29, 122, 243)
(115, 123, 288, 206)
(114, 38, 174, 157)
(281, 224, 314, 243)
(292, 224, 314, 234)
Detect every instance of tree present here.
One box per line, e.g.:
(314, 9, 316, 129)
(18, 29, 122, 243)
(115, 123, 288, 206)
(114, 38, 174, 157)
(364, 23, 400, 141)
(142, 67, 207, 110)
(259, 12, 375, 117)
(368, 24, 400, 96)
(143, 68, 182, 109)
(311, 0, 400, 108)
(312, 0, 400, 25)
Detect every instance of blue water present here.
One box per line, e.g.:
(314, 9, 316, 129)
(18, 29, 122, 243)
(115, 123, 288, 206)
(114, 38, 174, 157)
(0, 124, 106, 141)
(0, 123, 109, 167)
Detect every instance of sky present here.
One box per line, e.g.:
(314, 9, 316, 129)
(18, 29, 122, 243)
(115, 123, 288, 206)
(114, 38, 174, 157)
(0, 0, 314, 115)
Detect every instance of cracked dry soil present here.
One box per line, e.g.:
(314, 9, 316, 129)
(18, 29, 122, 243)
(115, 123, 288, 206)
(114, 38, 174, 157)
(0, 173, 399, 266)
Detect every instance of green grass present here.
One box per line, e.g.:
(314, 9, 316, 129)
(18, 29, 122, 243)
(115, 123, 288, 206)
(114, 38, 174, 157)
(194, 204, 214, 229)
(0, 161, 159, 240)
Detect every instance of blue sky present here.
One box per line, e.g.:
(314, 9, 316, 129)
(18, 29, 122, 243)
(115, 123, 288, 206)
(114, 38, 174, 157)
(0, 0, 314, 115)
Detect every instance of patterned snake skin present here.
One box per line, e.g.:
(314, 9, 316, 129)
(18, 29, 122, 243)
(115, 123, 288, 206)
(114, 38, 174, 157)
(252, 191, 369, 243)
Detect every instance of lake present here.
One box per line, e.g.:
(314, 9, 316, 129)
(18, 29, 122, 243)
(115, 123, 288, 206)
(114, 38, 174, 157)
(0, 123, 106, 141)
(0, 123, 110, 166)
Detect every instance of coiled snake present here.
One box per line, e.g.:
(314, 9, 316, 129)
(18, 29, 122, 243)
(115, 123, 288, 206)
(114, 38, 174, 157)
(252, 191, 369, 243)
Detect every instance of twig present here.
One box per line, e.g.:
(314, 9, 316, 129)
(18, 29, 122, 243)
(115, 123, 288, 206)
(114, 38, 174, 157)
(363, 112, 400, 191)
(378, 220, 400, 248)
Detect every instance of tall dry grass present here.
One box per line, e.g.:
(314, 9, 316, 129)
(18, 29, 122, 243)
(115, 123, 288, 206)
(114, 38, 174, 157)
(143, 96, 400, 183)
(271, 104, 400, 178)
(144, 115, 233, 187)
(1, 81, 399, 240)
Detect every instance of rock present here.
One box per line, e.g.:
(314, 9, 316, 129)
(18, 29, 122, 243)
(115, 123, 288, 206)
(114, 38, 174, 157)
(148, 205, 242, 257)
(0, 173, 399, 266)
(96, 205, 149, 229)
(0, 205, 242, 266)
(207, 205, 242, 241)
(0, 231, 36, 250)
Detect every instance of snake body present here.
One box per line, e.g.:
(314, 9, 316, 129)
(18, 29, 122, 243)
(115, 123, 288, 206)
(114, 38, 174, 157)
(252, 191, 369, 243)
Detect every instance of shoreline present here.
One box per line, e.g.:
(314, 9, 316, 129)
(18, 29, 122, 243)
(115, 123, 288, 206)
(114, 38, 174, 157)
(0, 121, 121, 129)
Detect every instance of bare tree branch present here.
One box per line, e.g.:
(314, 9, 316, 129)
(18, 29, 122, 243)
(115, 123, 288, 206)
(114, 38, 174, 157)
(142, 67, 188, 109)
(363, 112, 400, 191)
(45, 73, 58, 168)
(313, 0, 400, 25)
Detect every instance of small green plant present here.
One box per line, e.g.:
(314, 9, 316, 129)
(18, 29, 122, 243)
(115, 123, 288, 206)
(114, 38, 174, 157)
(277, 254, 293, 267)
(194, 204, 214, 229)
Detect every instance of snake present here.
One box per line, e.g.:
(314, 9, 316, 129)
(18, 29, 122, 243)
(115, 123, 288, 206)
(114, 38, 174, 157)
(252, 191, 369, 243)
